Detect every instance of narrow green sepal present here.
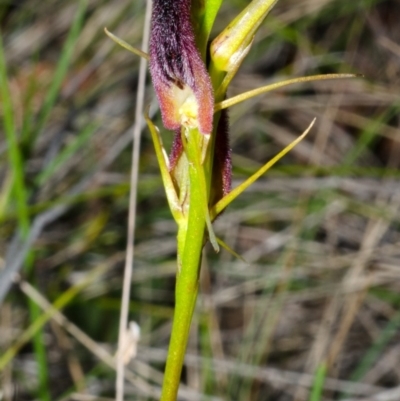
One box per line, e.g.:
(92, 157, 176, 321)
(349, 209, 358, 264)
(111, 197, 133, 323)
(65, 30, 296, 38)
(104, 28, 149, 60)
(215, 74, 358, 111)
(145, 110, 183, 223)
(217, 237, 247, 263)
(210, 118, 316, 219)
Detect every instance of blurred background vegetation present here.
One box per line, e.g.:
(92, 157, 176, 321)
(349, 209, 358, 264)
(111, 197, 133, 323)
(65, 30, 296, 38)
(1, 0, 400, 400)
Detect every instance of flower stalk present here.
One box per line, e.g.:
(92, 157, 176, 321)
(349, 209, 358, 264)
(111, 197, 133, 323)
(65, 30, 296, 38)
(162, 129, 207, 401)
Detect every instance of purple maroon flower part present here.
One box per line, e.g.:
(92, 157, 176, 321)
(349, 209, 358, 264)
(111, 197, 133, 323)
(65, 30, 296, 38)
(211, 109, 232, 205)
(168, 129, 184, 172)
(149, 0, 214, 135)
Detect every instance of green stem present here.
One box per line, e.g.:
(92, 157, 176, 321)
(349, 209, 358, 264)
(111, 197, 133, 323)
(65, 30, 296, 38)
(309, 363, 327, 401)
(0, 32, 51, 401)
(160, 130, 207, 401)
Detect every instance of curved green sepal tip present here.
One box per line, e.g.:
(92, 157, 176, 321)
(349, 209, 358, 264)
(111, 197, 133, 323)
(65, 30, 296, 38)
(145, 110, 183, 223)
(211, 118, 316, 219)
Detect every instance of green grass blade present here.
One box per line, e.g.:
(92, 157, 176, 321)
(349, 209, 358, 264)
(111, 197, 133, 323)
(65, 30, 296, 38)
(27, 258, 51, 401)
(0, 174, 13, 220)
(0, 32, 51, 401)
(340, 309, 400, 399)
(0, 32, 29, 235)
(309, 363, 327, 401)
(33, 0, 88, 144)
(342, 104, 400, 167)
(0, 260, 110, 371)
(35, 123, 98, 186)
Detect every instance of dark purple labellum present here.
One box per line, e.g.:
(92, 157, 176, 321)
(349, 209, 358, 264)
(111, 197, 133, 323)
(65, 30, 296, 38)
(149, 0, 214, 135)
(169, 129, 184, 172)
(210, 109, 232, 207)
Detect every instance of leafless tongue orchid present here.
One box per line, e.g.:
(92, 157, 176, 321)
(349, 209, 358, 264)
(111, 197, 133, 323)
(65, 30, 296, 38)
(149, 0, 214, 135)
(104, 0, 357, 399)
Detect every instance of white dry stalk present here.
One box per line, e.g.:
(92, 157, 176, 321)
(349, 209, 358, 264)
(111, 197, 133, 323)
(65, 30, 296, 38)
(115, 1, 152, 400)
(18, 280, 160, 398)
(20, 280, 212, 400)
(117, 321, 141, 364)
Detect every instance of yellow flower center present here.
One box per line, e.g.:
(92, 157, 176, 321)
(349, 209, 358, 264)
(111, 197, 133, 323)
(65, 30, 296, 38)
(172, 85, 199, 129)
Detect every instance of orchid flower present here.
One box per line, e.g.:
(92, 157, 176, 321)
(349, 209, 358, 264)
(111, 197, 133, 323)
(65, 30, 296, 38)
(149, 0, 214, 135)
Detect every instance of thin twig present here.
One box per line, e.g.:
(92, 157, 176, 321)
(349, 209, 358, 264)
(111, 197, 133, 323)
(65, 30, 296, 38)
(19, 280, 160, 398)
(116, 1, 152, 400)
